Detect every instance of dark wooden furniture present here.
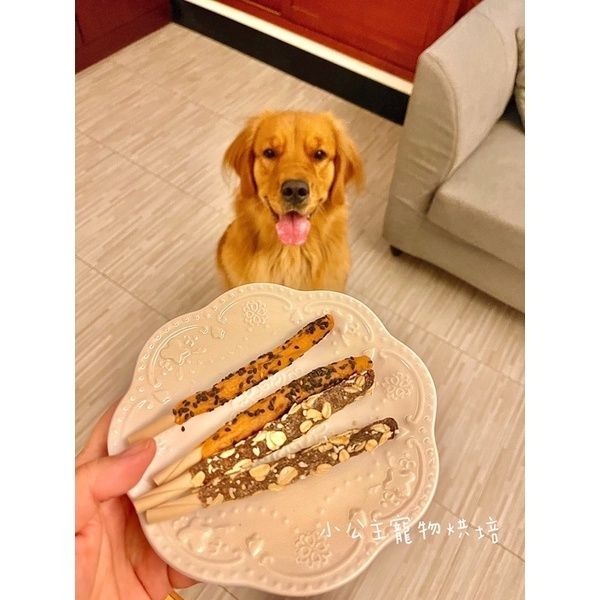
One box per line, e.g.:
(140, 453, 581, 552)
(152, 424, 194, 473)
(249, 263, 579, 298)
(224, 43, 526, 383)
(76, 0, 482, 121)
(76, 0, 171, 72)
(76, 0, 482, 78)
(210, 0, 481, 81)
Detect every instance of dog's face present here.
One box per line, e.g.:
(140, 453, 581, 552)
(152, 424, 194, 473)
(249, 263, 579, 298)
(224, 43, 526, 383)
(224, 111, 363, 245)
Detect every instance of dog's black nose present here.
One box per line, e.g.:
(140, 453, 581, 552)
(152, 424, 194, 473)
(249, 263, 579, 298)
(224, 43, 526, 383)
(281, 179, 309, 204)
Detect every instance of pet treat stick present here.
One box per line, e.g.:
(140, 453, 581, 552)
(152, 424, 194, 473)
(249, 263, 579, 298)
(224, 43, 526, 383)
(127, 314, 334, 443)
(145, 417, 398, 523)
(134, 368, 374, 512)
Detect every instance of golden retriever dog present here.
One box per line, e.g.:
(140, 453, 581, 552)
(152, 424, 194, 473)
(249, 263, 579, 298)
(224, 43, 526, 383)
(217, 111, 363, 291)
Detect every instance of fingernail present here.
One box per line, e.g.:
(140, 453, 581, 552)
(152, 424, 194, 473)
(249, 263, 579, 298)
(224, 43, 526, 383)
(122, 438, 153, 457)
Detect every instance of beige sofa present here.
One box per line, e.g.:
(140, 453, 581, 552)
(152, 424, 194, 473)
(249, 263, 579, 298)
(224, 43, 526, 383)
(383, 0, 524, 311)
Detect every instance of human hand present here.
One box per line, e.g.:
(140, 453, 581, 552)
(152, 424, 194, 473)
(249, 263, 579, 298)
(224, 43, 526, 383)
(76, 404, 196, 599)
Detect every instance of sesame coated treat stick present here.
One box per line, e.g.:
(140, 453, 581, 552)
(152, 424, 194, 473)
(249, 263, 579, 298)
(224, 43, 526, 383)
(127, 314, 334, 444)
(145, 417, 398, 523)
(151, 355, 373, 486)
(134, 369, 374, 512)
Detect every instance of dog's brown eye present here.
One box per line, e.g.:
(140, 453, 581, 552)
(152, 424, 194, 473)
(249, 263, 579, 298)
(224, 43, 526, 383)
(314, 149, 327, 161)
(263, 148, 276, 159)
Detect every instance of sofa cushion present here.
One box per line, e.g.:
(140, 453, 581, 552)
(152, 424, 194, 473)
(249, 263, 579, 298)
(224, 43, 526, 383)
(383, 197, 524, 311)
(427, 113, 524, 270)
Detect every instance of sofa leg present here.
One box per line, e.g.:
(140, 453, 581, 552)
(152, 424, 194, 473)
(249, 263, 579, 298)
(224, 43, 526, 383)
(390, 246, 403, 257)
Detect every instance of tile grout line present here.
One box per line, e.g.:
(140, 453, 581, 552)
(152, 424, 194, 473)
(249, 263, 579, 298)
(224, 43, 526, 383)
(428, 501, 524, 600)
(75, 126, 235, 212)
(433, 499, 524, 563)
(425, 507, 470, 600)
(76, 131, 116, 174)
(213, 586, 242, 600)
(106, 44, 367, 130)
(219, 586, 243, 600)
(104, 55, 245, 129)
(105, 52, 228, 123)
(76, 255, 171, 327)
(426, 366, 524, 564)
(362, 293, 525, 387)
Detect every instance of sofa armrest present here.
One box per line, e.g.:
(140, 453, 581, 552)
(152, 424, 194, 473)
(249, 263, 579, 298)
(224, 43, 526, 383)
(389, 0, 524, 214)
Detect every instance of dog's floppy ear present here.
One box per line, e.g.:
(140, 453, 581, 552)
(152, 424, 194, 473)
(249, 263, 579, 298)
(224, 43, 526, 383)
(223, 116, 261, 197)
(328, 114, 364, 206)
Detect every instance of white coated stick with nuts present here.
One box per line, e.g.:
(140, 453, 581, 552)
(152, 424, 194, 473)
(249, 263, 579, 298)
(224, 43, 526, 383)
(145, 417, 399, 524)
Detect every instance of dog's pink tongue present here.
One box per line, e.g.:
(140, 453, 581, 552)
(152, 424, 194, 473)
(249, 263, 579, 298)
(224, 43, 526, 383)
(276, 212, 311, 245)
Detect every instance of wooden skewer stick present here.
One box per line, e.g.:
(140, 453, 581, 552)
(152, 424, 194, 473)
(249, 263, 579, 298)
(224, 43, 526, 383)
(146, 493, 203, 524)
(133, 471, 196, 513)
(127, 413, 176, 445)
(152, 355, 373, 486)
(151, 447, 203, 488)
(126, 314, 334, 445)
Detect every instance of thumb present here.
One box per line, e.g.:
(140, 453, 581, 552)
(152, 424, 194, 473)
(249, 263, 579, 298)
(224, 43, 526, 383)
(76, 439, 156, 532)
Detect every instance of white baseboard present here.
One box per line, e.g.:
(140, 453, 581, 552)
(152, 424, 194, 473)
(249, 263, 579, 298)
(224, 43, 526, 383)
(186, 0, 413, 95)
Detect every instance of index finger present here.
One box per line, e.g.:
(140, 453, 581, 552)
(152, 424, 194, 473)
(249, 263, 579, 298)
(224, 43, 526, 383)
(76, 400, 119, 467)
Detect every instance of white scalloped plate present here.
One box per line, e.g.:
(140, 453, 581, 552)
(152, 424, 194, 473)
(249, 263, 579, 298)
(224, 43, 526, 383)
(108, 283, 439, 596)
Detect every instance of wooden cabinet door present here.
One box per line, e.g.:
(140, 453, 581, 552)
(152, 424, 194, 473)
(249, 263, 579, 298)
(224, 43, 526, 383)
(76, 18, 84, 47)
(76, 0, 166, 42)
(251, 0, 284, 12)
(287, 0, 460, 75)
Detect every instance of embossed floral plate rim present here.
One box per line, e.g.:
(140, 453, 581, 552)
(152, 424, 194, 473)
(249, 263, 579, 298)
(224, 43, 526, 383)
(108, 283, 439, 596)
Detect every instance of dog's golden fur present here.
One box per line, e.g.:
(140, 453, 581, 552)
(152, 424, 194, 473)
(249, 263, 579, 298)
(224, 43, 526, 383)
(217, 111, 363, 291)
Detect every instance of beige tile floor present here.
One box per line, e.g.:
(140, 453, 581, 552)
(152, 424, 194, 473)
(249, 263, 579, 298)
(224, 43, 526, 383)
(76, 23, 524, 600)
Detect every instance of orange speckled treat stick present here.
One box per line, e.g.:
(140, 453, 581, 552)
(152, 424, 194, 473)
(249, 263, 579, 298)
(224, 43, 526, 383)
(127, 314, 334, 444)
